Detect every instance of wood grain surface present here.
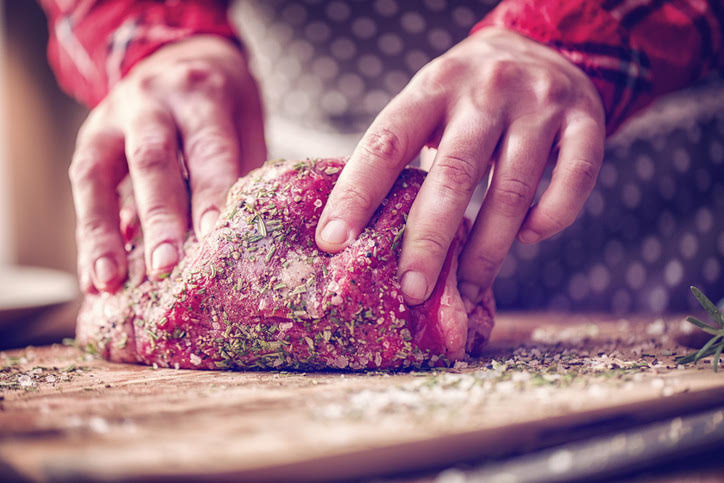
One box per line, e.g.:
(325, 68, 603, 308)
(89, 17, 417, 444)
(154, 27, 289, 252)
(1, 312, 723, 482)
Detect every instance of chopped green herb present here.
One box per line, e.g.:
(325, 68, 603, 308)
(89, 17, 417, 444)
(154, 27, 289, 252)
(114, 333, 129, 349)
(392, 225, 405, 251)
(257, 217, 267, 238)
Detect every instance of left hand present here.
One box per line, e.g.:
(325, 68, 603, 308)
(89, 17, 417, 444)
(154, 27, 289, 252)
(315, 27, 605, 305)
(69, 36, 265, 293)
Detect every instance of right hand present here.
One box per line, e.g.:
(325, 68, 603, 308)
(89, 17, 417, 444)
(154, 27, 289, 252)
(316, 28, 605, 306)
(69, 35, 266, 293)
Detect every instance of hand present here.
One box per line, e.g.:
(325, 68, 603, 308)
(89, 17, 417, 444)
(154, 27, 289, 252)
(70, 36, 266, 293)
(316, 27, 605, 305)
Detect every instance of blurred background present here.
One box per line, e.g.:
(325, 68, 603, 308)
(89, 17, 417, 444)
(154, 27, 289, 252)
(0, 1, 82, 348)
(1, 1, 81, 273)
(0, 0, 723, 350)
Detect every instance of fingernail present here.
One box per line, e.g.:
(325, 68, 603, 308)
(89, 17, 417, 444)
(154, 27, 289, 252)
(320, 219, 350, 246)
(200, 209, 219, 237)
(401, 271, 428, 304)
(152, 242, 178, 274)
(518, 229, 539, 244)
(459, 281, 481, 302)
(94, 256, 118, 286)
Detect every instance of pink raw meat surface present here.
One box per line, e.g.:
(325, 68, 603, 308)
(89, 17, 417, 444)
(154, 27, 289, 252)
(76, 158, 495, 370)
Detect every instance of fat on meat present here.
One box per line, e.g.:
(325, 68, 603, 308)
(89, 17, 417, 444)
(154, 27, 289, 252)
(76, 158, 495, 370)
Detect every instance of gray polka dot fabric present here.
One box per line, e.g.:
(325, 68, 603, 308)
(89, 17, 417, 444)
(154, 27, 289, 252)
(235, 0, 496, 133)
(232, 0, 724, 313)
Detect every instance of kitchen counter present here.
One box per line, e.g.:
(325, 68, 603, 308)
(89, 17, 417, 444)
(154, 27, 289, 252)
(1, 313, 723, 481)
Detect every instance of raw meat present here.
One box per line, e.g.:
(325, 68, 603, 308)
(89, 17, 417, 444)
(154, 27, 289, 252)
(76, 158, 495, 370)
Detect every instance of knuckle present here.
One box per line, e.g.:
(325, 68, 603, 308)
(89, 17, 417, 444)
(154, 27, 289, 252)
(417, 56, 468, 95)
(536, 207, 574, 234)
(562, 157, 600, 189)
(174, 61, 227, 93)
(333, 183, 377, 216)
(468, 249, 501, 275)
(69, 154, 105, 185)
(411, 229, 449, 259)
(358, 127, 407, 168)
(469, 60, 519, 111)
(135, 73, 156, 93)
(533, 69, 570, 104)
(483, 59, 520, 90)
(140, 202, 179, 230)
(579, 93, 606, 121)
(76, 215, 112, 240)
(76, 118, 101, 145)
(433, 154, 479, 197)
(129, 138, 173, 172)
(488, 177, 534, 214)
(185, 128, 237, 165)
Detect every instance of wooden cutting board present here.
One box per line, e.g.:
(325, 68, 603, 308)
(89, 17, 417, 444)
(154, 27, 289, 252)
(1, 312, 724, 482)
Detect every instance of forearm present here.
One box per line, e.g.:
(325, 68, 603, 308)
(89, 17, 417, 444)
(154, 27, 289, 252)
(473, 0, 724, 134)
(38, 0, 239, 107)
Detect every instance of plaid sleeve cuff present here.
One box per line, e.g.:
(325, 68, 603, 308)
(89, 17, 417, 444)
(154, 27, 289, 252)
(471, 0, 724, 135)
(471, 0, 652, 134)
(45, 0, 238, 107)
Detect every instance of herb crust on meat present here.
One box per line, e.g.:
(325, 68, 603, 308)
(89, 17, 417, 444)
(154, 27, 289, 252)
(77, 158, 495, 370)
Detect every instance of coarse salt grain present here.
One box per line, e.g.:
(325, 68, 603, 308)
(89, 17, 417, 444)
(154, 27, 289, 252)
(17, 374, 34, 388)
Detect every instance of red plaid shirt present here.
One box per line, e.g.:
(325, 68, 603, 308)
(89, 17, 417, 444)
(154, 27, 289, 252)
(41, 0, 723, 133)
(39, 0, 238, 107)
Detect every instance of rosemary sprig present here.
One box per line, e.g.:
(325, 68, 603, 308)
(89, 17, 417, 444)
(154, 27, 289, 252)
(675, 286, 724, 372)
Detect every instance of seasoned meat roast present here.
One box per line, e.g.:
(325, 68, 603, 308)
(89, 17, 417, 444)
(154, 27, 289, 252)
(77, 158, 495, 370)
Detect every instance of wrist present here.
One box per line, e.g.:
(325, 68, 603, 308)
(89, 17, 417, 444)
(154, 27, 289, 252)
(471, 0, 641, 134)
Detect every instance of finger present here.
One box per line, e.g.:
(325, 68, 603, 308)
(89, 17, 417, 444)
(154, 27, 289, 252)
(173, 99, 241, 239)
(419, 146, 437, 171)
(69, 120, 127, 293)
(236, 73, 267, 173)
(458, 117, 558, 298)
(398, 108, 502, 305)
(518, 114, 605, 243)
(124, 104, 188, 280)
(316, 90, 445, 253)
